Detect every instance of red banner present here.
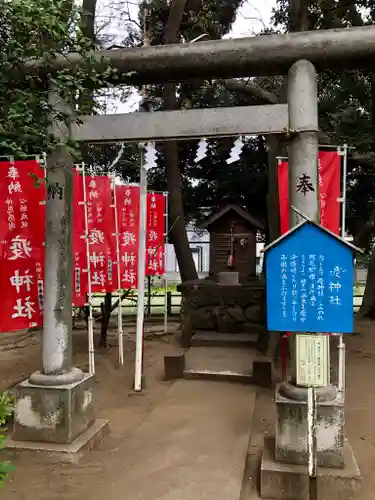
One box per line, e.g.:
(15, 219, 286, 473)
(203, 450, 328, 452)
(85, 175, 116, 293)
(116, 185, 139, 289)
(0, 160, 45, 331)
(146, 192, 166, 276)
(278, 151, 341, 235)
(318, 151, 341, 235)
(278, 161, 289, 235)
(72, 170, 88, 306)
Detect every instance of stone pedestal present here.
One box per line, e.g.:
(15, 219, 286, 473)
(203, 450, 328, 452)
(178, 278, 266, 347)
(275, 384, 344, 468)
(13, 372, 94, 444)
(217, 271, 239, 285)
(260, 383, 361, 499)
(261, 436, 361, 500)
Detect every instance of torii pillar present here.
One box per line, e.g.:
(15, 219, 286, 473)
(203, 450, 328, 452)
(8, 90, 108, 456)
(260, 61, 361, 499)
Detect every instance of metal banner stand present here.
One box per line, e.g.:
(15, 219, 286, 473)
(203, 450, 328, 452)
(134, 147, 148, 392)
(111, 179, 124, 365)
(163, 191, 168, 333)
(308, 386, 318, 500)
(295, 332, 330, 500)
(37, 153, 47, 314)
(79, 162, 95, 375)
(337, 144, 348, 400)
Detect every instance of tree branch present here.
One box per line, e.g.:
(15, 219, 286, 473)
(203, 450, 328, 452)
(224, 79, 278, 104)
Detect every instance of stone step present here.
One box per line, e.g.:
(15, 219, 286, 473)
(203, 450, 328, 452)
(184, 346, 256, 385)
(183, 368, 253, 384)
(164, 346, 273, 388)
(191, 331, 259, 348)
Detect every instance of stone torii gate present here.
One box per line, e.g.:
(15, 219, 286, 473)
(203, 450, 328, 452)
(10, 25, 365, 495)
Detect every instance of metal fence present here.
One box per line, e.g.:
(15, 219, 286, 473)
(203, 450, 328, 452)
(85, 291, 182, 318)
(81, 265, 368, 320)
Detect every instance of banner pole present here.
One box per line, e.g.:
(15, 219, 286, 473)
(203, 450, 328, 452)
(337, 144, 348, 400)
(163, 191, 168, 333)
(38, 153, 47, 314)
(134, 150, 147, 392)
(112, 179, 124, 365)
(81, 162, 95, 375)
(340, 144, 348, 239)
(308, 386, 318, 500)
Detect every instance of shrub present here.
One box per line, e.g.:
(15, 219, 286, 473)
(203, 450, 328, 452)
(0, 393, 15, 487)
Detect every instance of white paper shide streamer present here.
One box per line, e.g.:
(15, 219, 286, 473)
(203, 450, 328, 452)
(227, 137, 244, 164)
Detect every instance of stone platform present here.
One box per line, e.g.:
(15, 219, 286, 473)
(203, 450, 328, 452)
(178, 278, 266, 347)
(260, 436, 361, 500)
(6, 419, 110, 464)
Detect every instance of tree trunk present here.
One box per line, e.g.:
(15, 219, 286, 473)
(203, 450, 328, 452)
(78, 0, 97, 116)
(289, 0, 309, 31)
(359, 250, 375, 318)
(96, 290, 131, 320)
(99, 292, 112, 347)
(357, 72, 375, 317)
(163, 0, 198, 282)
(80, 0, 97, 42)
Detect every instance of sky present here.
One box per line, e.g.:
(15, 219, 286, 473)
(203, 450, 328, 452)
(96, 0, 276, 113)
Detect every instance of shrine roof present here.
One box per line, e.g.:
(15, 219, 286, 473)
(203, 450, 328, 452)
(199, 204, 264, 231)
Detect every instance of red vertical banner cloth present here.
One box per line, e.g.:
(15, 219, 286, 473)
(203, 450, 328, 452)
(17, 161, 46, 315)
(72, 170, 88, 306)
(115, 185, 139, 289)
(277, 151, 341, 235)
(318, 151, 341, 235)
(146, 192, 166, 276)
(278, 161, 289, 235)
(85, 176, 116, 293)
(0, 160, 45, 331)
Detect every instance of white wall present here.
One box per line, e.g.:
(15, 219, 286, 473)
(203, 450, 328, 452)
(164, 227, 264, 282)
(165, 227, 210, 281)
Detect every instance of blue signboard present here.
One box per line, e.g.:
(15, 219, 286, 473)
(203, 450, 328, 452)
(265, 222, 355, 334)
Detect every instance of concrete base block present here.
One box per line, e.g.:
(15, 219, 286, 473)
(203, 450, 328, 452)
(261, 435, 309, 500)
(131, 373, 147, 391)
(13, 373, 94, 444)
(6, 419, 109, 464)
(260, 436, 361, 500)
(164, 354, 185, 380)
(275, 386, 344, 467)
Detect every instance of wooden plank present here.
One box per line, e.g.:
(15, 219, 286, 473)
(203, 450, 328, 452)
(70, 105, 289, 143)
